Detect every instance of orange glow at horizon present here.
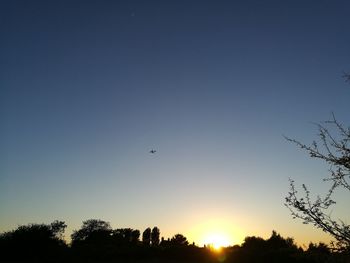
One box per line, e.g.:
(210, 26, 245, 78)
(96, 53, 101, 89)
(202, 232, 231, 249)
(187, 218, 243, 248)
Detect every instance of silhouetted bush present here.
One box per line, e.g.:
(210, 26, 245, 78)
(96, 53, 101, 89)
(0, 221, 67, 261)
(230, 231, 304, 263)
(70, 219, 114, 260)
(1, 221, 350, 263)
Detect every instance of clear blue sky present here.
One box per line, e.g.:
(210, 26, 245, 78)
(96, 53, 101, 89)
(1, 0, 349, 246)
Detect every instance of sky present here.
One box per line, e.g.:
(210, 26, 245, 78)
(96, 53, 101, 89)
(1, 0, 350, 247)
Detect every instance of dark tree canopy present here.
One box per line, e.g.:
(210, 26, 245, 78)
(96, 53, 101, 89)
(242, 231, 296, 251)
(112, 228, 140, 244)
(170, 234, 189, 246)
(142, 227, 151, 246)
(71, 219, 112, 244)
(151, 226, 160, 246)
(2, 221, 67, 245)
(1, 221, 350, 263)
(0, 221, 67, 260)
(50, 220, 67, 240)
(131, 229, 140, 243)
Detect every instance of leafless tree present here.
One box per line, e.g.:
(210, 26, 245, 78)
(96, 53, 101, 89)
(285, 112, 350, 250)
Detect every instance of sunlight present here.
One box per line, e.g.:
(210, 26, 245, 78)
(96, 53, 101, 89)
(202, 232, 231, 250)
(186, 216, 244, 249)
(186, 217, 244, 249)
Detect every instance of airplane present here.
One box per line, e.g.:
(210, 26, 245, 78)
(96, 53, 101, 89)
(149, 149, 156, 154)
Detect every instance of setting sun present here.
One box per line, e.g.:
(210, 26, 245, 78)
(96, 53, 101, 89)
(186, 217, 243, 248)
(202, 232, 231, 250)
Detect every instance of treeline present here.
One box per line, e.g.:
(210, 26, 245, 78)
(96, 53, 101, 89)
(0, 219, 349, 263)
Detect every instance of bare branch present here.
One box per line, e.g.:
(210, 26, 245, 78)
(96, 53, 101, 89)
(285, 116, 350, 250)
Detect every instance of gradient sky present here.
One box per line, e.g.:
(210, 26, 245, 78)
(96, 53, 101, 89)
(1, 0, 349, 247)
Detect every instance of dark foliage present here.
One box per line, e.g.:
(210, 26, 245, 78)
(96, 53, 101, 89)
(71, 219, 112, 244)
(228, 231, 349, 263)
(1, 221, 350, 263)
(113, 228, 140, 244)
(0, 220, 67, 261)
(230, 231, 300, 263)
(151, 226, 160, 246)
(70, 219, 114, 259)
(142, 227, 152, 246)
(170, 233, 189, 246)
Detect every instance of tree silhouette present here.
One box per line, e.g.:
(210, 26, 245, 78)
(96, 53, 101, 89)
(170, 234, 189, 246)
(285, 114, 350, 250)
(151, 227, 160, 246)
(0, 221, 67, 260)
(1, 222, 350, 262)
(71, 219, 112, 245)
(50, 220, 67, 240)
(70, 219, 114, 260)
(142, 227, 151, 246)
(131, 229, 141, 243)
(236, 231, 301, 263)
(112, 228, 140, 244)
(241, 235, 266, 251)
